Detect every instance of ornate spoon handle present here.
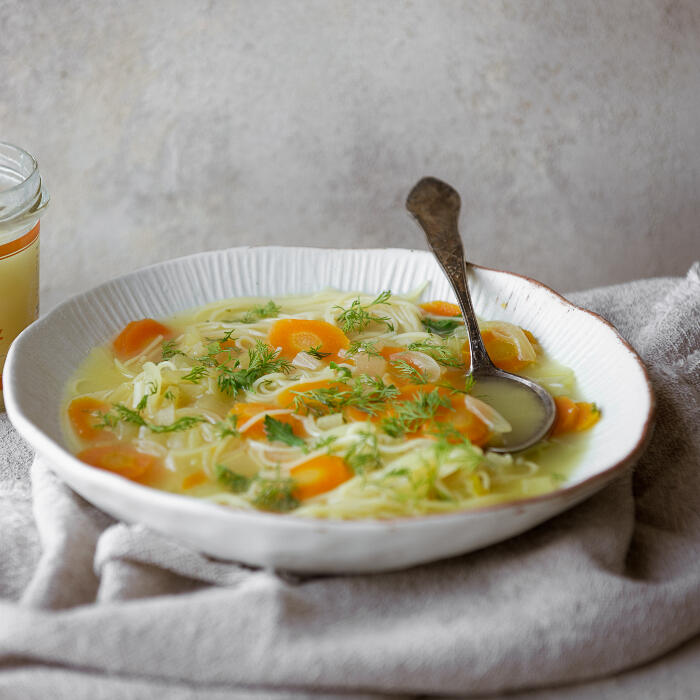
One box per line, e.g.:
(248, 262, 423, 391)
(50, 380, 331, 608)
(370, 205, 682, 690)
(406, 176, 493, 373)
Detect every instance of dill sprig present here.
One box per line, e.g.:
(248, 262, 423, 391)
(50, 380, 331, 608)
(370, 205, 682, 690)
(182, 365, 209, 384)
(344, 430, 382, 475)
(215, 464, 251, 493)
(334, 291, 394, 334)
(263, 415, 306, 448)
(292, 375, 399, 417)
(240, 301, 281, 324)
(381, 389, 451, 438)
(306, 345, 332, 360)
(390, 358, 428, 384)
(329, 360, 352, 380)
(407, 340, 462, 367)
(421, 317, 462, 336)
(346, 340, 381, 357)
(136, 382, 158, 411)
(111, 403, 206, 433)
(161, 340, 186, 360)
(441, 373, 475, 395)
(215, 414, 240, 438)
(187, 340, 292, 398)
(92, 411, 118, 430)
(252, 473, 299, 512)
(311, 435, 337, 452)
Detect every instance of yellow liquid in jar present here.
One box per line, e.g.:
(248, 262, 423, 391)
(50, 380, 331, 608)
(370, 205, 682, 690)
(0, 222, 40, 409)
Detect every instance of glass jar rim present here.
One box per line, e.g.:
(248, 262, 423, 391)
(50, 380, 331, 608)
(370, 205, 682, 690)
(0, 141, 49, 227)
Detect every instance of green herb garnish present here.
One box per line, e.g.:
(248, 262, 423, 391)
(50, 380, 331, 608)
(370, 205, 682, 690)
(421, 317, 462, 336)
(306, 345, 332, 360)
(329, 360, 352, 380)
(381, 389, 450, 438)
(110, 403, 205, 433)
(215, 414, 240, 438)
(136, 382, 158, 411)
(346, 340, 381, 357)
(215, 464, 251, 493)
(263, 415, 306, 448)
(240, 301, 281, 324)
(344, 430, 382, 475)
(407, 340, 462, 367)
(252, 474, 299, 512)
(390, 358, 428, 384)
(182, 365, 209, 383)
(215, 341, 292, 397)
(161, 340, 185, 360)
(334, 291, 394, 334)
(293, 375, 399, 417)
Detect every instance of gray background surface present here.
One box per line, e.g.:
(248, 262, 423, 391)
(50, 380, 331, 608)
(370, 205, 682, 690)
(1, 0, 699, 311)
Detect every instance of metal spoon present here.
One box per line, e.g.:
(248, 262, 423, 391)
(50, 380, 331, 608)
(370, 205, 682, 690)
(406, 176, 555, 452)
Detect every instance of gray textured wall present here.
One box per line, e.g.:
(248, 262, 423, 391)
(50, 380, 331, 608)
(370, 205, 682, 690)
(2, 0, 699, 310)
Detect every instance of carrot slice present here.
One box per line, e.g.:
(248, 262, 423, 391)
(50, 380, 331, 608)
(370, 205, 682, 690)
(420, 301, 461, 317)
(229, 402, 307, 439)
(182, 470, 208, 490)
(434, 394, 491, 446)
(290, 455, 353, 500)
(574, 402, 601, 432)
(551, 396, 581, 436)
(480, 329, 533, 373)
(268, 319, 349, 359)
(523, 329, 538, 346)
(113, 319, 172, 360)
(68, 396, 111, 441)
(343, 405, 380, 423)
(462, 329, 535, 373)
(77, 444, 163, 484)
(378, 345, 405, 360)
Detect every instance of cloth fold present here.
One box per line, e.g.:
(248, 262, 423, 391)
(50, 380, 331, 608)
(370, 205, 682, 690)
(1, 264, 698, 699)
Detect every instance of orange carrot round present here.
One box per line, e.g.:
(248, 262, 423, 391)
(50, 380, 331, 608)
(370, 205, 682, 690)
(420, 301, 461, 317)
(461, 330, 534, 373)
(438, 395, 491, 446)
(480, 329, 532, 373)
(290, 455, 353, 500)
(68, 396, 110, 441)
(182, 470, 208, 490)
(229, 402, 307, 439)
(378, 345, 405, 360)
(77, 443, 163, 484)
(113, 319, 172, 360)
(268, 319, 349, 359)
(551, 396, 581, 436)
(574, 402, 601, 432)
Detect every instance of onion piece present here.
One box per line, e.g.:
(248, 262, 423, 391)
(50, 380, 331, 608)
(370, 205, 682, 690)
(292, 352, 323, 370)
(464, 395, 512, 434)
(353, 352, 388, 377)
(389, 351, 441, 383)
(479, 321, 536, 363)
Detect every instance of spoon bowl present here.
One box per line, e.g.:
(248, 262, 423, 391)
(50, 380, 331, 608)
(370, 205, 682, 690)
(406, 176, 556, 452)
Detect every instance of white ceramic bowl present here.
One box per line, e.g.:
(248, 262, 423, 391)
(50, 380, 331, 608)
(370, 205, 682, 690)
(3, 247, 654, 573)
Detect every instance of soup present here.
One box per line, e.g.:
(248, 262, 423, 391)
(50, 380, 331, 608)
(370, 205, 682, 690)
(62, 289, 599, 519)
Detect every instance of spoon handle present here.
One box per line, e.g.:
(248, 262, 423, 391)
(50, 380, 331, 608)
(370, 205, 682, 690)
(406, 177, 493, 372)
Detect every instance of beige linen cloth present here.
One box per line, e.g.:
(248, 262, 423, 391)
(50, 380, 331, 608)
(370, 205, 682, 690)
(0, 264, 698, 699)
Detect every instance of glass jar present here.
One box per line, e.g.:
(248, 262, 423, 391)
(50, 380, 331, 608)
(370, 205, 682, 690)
(0, 142, 49, 409)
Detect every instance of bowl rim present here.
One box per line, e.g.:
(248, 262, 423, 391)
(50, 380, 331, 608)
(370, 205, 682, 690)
(3, 245, 656, 530)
